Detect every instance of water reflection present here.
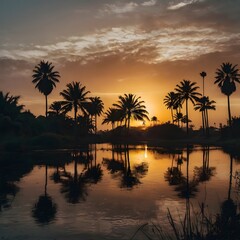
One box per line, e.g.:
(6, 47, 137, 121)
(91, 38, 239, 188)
(32, 165, 57, 224)
(0, 154, 32, 211)
(194, 146, 216, 182)
(59, 149, 92, 204)
(164, 146, 198, 198)
(103, 144, 148, 189)
(0, 145, 240, 239)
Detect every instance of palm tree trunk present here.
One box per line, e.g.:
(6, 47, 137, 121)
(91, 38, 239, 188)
(227, 95, 232, 126)
(186, 100, 189, 135)
(45, 95, 48, 118)
(206, 109, 209, 137)
(171, 107, 174, 124)
(74, 105, 77, 123)
(95, 114, 97, 134)
(201, 111, 205, 135)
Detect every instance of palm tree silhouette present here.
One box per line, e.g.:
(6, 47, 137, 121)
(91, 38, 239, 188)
(0, 91, 24, 119)
(113, 93, 149, 130)
(194, 96, 216, 136)
(102, 108, 124, 130)
(214, 62, 240, 126)
(163, 91, 178, 123)
(200, 71, 207, 96)
(32, 61, 60, 117)
(60, 81, 90, 123)
(175, 80, 201, 135)
(151, 116, 158, 125)
(86, 97, 104, 134)
(173, 112, 183, 127)
(48, 101, 64, 116)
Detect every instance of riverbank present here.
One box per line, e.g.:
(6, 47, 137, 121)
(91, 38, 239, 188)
(1, 131, 240, 156)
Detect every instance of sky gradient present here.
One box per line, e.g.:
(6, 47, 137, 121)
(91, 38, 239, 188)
(1, 0, 240, 129)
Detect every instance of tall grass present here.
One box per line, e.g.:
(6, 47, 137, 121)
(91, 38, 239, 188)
(130, 200, 240, 240)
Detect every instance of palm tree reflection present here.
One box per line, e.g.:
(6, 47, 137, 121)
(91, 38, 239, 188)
(213, 154, 240, 239)
(194, 146, 216, 182)
(164, 153, 185, 185)
(60, 151, 89, 204)
(103, 145, 148, 189)
(0, 181, 19, 211)
(60, 146, 103, 203)
(32, 165, 57, 224)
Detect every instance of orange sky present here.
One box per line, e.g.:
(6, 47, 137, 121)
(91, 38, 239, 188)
(0, 0, 240, 130)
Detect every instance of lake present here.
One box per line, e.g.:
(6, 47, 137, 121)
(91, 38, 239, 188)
(0, 144, 240, 240)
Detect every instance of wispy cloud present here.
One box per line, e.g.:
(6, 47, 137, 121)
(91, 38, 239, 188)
(1, 26, 239, 65)
(168, 0, 203, 10)
(99, 0, 157, 16)
(141, 0, 157, 7)
(101, 2, 138, 15)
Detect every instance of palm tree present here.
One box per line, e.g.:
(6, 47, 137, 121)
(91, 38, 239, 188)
(48, 101, 64, 116)
(194, 96, 216, 136)
(200, 71, 207, 96)
(164, 92, 177, 123)
(175, 80, 201, 135)
(151, 116, 158, 125)
(102, 108, 123, 129)
(113, 93, 149, 130)
(214, 62, 240, 126)
(0, 91, 24, 119)
(32, 61, 60, 117)
(60, 81, 90, 123)
(173, 112, 183, 127)
(86, 97, 104, 134)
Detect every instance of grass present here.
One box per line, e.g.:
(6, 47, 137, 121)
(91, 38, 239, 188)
(130, 200, 240, 240)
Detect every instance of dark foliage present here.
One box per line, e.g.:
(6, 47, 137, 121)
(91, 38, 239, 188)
(146, 123, 186, 140)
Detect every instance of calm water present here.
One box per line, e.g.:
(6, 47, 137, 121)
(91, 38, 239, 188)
(0, 144, 240, 240)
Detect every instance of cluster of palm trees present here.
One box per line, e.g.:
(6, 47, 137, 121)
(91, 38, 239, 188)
(32, 60, 240, 135)
(32, 61, 104, 133)
(32, 61, 150, 134)
(102, 94, 149, 131)
(163, 62, 240, 135)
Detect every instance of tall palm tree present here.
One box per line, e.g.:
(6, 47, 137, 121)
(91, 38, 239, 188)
(175, 80, 201, 135)
(60, 82, 90, 123)
(200, 71, 207, 96)
(113, 94, 149, 130)
(102, 108, 123, 129)
(194, 96, 216, 136)
(214, 62, 240, 126)
(87, 97, 104, 134)
(32, 61, 60, 117)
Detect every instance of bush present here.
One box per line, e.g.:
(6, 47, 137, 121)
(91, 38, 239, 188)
(146, 123, 186, 140)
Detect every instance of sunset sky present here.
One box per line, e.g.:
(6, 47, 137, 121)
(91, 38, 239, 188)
(1, 0, 240, 129)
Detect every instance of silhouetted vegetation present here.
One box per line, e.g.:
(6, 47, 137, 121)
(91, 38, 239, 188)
(0, 61, 240, 152)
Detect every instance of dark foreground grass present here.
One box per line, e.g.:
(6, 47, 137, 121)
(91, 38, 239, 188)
(130, 200, 240, 240)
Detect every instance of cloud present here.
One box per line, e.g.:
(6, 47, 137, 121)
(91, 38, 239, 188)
(141, 0, 157, 7)
(168, 0, 203, 10)
(99, 0, 157, 16)
(101, 2, 139, 15)
(1, 25, 240, 66)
